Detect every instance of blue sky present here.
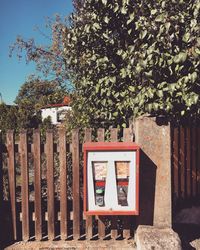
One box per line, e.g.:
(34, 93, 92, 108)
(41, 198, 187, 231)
(0, 0, 73, 104)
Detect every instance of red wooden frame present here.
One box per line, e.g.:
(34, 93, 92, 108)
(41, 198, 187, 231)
(83, 142, 140, 215)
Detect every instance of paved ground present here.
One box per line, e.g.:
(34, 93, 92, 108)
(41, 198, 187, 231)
(4, 239, 136, 250)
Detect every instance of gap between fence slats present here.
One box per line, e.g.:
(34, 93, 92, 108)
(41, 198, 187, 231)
(33, 129, 42, 240)
(19, 130, 29, 241)
(72, 129, 80, 240)
(97, 128, 106, 239)
(84, 128, 93, 240)
(59, 128, 68, 240)
(46, 129, 55, 240)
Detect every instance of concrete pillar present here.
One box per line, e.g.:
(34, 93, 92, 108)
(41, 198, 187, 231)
(134, 116, 172, 228)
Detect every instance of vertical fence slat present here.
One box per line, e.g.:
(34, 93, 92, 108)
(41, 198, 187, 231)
(19, 130, 29, 241)
(33, 129, 42, 240)
(122, 128, 132, 239)
(7, 130, 17, 240)
(186, 127, 191, 198)
(72, 129, 80, 240)
(198, 127, 200, 195)
(85, 128, 93, 239)
(180, 127, 186, 198)
(0, 131, 3, 243)
(59, 128, 67, 240)
(46, 129, 55, 240)
(192, 127, 197, 197)
(97, 128, 106, 239)
(173, 127, 180, 199)
(110, 128, 118, 240)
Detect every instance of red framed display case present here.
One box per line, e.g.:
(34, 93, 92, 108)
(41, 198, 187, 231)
(83, 142, 140, 216)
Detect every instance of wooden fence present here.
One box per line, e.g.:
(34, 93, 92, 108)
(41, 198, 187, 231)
(1, 127, 135, 242)
(1, 123, 200, 244)
(171, 124, 200, 206)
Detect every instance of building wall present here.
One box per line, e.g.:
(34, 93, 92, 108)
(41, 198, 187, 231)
(41, 106, 71, 125)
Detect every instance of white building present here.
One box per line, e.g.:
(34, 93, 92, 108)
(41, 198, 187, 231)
(41, 97, 71, 125)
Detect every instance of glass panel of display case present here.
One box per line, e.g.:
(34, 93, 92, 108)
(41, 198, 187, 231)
(115, 161, 130, 206)
(92, 162, 107, 207)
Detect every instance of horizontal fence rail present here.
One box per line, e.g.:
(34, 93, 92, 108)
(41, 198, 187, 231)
(1, 127, 135, 242)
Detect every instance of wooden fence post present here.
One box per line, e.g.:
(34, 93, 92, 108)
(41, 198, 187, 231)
(186, 127, 191, 198)
(122, 128, 133, 239)
(172, 127, 180, 200)
(97, 128, 106, 239)
(192, 126, 197, 197)
(110, 128, 118, 240)
(180, 126, 186, 199)
(6, 130, 17, 240)
(59, 128, 68, 240)
(85, 128, 93, 240)
(72, 129, 80, 240)
(197, 126, 200, 195)
(0, 131, 3, 243)
(19, 130, 29, 241)
(33, 129, 42, 240)
(46, 129, 55, 240)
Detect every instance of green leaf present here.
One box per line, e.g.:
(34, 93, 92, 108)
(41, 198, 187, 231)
(128, 86, 135, 92)
(145, 70, 153, 77)
(93, 22, 100, 30)
(183, 32, 190, 43)
(113, 3, 119, 12)
(121, 6, 127, 14)
(195, 47, 200, 55)
(103, 33, 109, 39)
(114, 92, 119, 98)
(153, 103, 159, 110)
(165, 22, 171, 31)
(140, 30, 147, 39)
(155, 14, 165, 22)
(181, 110, 185, 116)
(151, 9, 157, 15)
(127, 13, 135, 24)
(174, 52, 187, 64)
(104, 16, 109, 24)
(110, 76, 116, 83)
(156, 90, 163, 97)
(190, 72, 198, 83)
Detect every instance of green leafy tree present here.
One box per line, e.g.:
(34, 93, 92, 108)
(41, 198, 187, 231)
(9, 15, 72, 88)
(63, 0, 200, 127)
(15, 77, 68, 129)
(0, 103, 18, 133)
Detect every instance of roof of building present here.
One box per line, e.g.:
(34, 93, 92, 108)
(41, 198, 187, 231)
(41, 96, 71, 109)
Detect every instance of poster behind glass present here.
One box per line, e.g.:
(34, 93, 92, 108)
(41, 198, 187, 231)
(92, 162, 107, 207)
(115, 161, 130, 206)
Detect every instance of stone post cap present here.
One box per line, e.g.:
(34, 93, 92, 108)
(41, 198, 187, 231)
(135, 225, 181, 250)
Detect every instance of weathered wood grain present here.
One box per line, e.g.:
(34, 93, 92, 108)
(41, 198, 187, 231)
(33, 129, 42, 240)
(46, 129, 55, 240)
(19, 130, 29, 241)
